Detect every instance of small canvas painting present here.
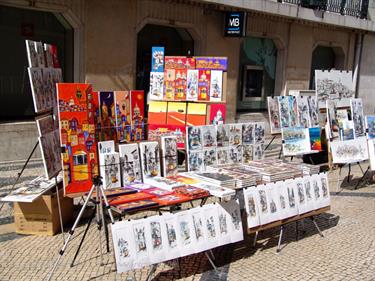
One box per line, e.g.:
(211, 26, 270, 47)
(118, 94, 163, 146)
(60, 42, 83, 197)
(267, 97, 281, 134)
(139, 142, 161, 180)
(309, 127, 322, 151)
(351, 98, 365, 138)
(278, 96, 290, 128)
(216, 124, 230, 147)
(209, 70, 223, 102)
(186, 69, 199, 101)
(100, 152, 121, 189)
(119, 144, 142, 185)
(149, 72, 164, 100)
(282, 127, 311, 156)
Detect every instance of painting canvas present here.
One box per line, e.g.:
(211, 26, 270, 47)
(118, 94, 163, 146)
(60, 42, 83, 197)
(151, 47, 164, 72)
(167, 102, 186, 126)
(99, 91, 117, 141)
(242, 144, 253, 163)
(209, 70, 223, 102)
(198, 70, 210, 101)
(309, 127, 322, 151)
(315, 70, 354, 108)
(188, 151, 204, 172)
(186, 103, 206, 126)
(174, 69, 187, 100)
(149, 72, 164, 101)
(161, 136, 178, 177)
(26, 40, 39, 67)
(208, 103, 226, 125)
(186, 69, 199, 101)
(351, 98, 365, 138)
(57, 83, 98, 194)
(119, 143, 142, 185)
(296, 96, 310, 128)
(282, 127, 311, 156)
(201, 125, 217, 148)
(331, 137, 369, 163)
(130, 90, 145, 141)
(99, 152, 121, 189)
(39, 129, 62, 179)
(139, 141, 161, 180)
(195, 57, 228, 71)
(307, 96, 320, 126)
(148, 101, 167, 125)
(216, 124, 230, 147)
(187, 126, 202, 151)
(164, 69, 175, 101)
(115, 91, 131, 142)
(267, 97, 281, 134)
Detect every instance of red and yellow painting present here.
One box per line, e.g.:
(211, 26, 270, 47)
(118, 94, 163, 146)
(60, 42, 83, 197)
(198, 70, 211, 101)
(174, 69, 187, 100)
(148, 101, 168, 125)
(99, 91, 117, 142)
(115, 91, 131, 142)
(130, 90, 145, 141)
(57, 83, 98, 194)
(186, 103, 207, 126)
(208, 103, 226, 125)
(167, 102, 186, 126)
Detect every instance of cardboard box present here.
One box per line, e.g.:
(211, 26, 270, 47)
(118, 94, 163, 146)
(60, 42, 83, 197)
(14, 188, 73, 236)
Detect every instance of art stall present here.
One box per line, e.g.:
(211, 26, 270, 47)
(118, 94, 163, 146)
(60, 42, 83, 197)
(2, 41, 335, 280)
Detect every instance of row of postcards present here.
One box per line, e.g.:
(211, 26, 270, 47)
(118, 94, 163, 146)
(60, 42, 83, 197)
(111, 200, 243, 273)
(243, 173, 330, 228)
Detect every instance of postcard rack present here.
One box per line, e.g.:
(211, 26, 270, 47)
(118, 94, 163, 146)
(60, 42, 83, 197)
(249, 206, 330, 253)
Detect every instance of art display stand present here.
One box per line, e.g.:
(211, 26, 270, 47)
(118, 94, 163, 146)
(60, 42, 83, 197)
(334, 161, 369, 193)
(250, 206, 329, 253)
(46, 176, 115, 281)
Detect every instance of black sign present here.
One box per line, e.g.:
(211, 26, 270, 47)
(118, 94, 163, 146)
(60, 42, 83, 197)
(224, 11, 246, 37)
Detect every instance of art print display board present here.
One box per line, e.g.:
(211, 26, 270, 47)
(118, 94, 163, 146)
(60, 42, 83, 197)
(167, 102, 186, 126)
(161, 136, 178, 177)
(282, 127, 311, 156)
(115, 91, 131, 142)
(150, 72, 164, 100)
(315, 70, 354, 108)
(267, 97, 281, 134)
(119, 143, 142, 185)
(99, 152, 121, 189)
(195, 57, 228, 71)
(139, 141, 161, 180)
(151, 47, 165, 72)
(366, 116, 375, 139)
(209, 70, 223, 102)
(186, 103, 206, 126)
(208, 103, 226, 125)
(148, 101, 167, 125)
(57, 83, 98, 194)
(130, 90, 145, 141)
(186, 69, 199, 101)
(39, 129, 62, 179)
(296, 96, 310, 128)
(99, 91, 117, 141)
(350, 98, 365, 138)
(309, 127, 322, 151)
(174, 69, 187, 100)
(244, 186, 260, 229)
(330, 137, 369, 164)
(198, 70, 210, 101)
(164, 69, 175, 100)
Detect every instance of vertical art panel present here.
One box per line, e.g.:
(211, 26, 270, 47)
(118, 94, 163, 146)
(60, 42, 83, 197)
(130, 90, 145, 141)
(115, 91, 131, 142)
(57, 83, 98, 194)
(99, 91, 117, 141)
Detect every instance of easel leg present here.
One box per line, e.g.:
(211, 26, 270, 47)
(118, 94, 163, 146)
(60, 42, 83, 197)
(146, 264, 157, 281)
(205, 251, 219, 273)
(100, 197, 110, 253)
(336, 165, 343, 193)
(46, 184, 97, 281)
(252, 231, 258, 247)
(70, 207, 96, 267)
(278, 146, 283, 159)
(311, 216, 324, 237)
(264, 135, 276, 151)
(277, 225, 284, 253)
(347, 164, 351, 183)
(97, 186, 104, 266)
(55, 177, 65, 244)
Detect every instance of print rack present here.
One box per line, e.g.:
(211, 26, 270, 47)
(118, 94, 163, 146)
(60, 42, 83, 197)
(112, 196, 219, 281)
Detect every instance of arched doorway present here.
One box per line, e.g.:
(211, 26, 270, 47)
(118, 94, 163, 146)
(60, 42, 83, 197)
(0, 5, 73, 121)
(310, 45, 345, 89)
(136, 24, 194, 103)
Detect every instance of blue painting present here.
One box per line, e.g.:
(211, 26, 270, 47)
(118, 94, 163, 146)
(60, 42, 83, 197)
(151, 47, 164, 72)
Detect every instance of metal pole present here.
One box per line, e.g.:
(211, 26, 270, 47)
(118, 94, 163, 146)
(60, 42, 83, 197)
(311, 216, 324, 237)
(205, 251, 219, 273)
(55, 176, 65, 244)
(277, 225, 284, 253)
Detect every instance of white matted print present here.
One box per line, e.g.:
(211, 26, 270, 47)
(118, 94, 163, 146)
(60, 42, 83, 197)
(98, 140, 115, 154)
(330, 137, 368, 163)
(99, 152, 121, 189)
(149, 72, 164, 100)
(267, 97, 281, 134)
(187, 126, 203, 151)
(350, 98, 365, 138)
(216, 124, 230, 147)
(190, 207, 210, 252)
(202, 204, 220, 250)
(282, 127, 311, 156)
(139, 141, 161, 179)
(219, 200, 243, 243)
(303, 176, 316, 213)
(265, 183, 280, 223)
(209, 70, 223, 102)
(319, 173, 331, 207)
(242, 123, 254, 145)
(285, 179, 299, 217)
(228, 145, 243, 163)
(254, 122, 265, 143)
(26, 40, 39, 67)
(186, 69, 199, 101)
(253, 144, 264, 160)
(229, 124, 242, 145)
(163, 213, 181, 260)
(176, 210, 196, 257)
(161, 136, 178, 177)
(242, 144, 253, 164)
(201, 125, 217, 148)
(244, 186, 260, 229)
(307, 96, 320, 127)
(119, 143, 142, 185)
(145, 215, 168, 264)
(188, 151, 204, 172)
(278, 96, 290, 128)
(296, 96, 310, 128)
(203, 148, 217, 167)
(274, 181, 290, 220)
(132, 219, 152, 268)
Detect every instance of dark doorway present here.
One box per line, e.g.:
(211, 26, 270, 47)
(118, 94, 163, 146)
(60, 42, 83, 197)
(0, 5, 73, 121)
(310, 46, 340, 89)
(136, 24, 194, 103)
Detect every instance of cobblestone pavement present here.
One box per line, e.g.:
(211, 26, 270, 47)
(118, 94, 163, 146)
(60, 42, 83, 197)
(1, 144, 375, 280)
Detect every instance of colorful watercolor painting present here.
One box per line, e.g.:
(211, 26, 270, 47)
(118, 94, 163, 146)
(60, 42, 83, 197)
(186, 103, 206, 126)
(167, 102, 186, 126)
(115, 91, 131, 142)
(150, 72, 164, 101)
(208, 103, 226, 125)
(151, 47, 164, 72)
(366, 116, 375, 139)
(309, 127, 322, 151)
(174, 69, 187, 100)
(164, 69, 176, 101)
(99, 91, 117, 141)
(195, 57, 228, 71)
(209, 70, 223, 102)
(186, 69, 199, 101)
(57, 83, 98, 194)
(282, 127, 311, 156)
(198, 70, 210, 101)
(130, 90, 145, 141)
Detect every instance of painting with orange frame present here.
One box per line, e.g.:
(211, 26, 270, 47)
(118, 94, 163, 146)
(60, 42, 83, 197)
(57, 83, 99, 194)
(115, 91, 131, 142)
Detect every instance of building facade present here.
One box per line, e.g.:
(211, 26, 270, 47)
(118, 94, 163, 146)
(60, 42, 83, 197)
(1, 0, 375, 161)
